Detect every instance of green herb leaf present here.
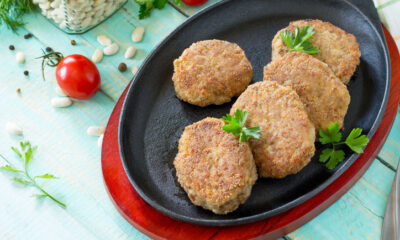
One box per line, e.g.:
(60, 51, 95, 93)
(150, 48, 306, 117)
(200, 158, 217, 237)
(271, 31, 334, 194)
(318, 122, 342, 144)
(318, 123, 369, 170)
(153, 0, 168, 9)
(326, 150, 345, 170)
(0, 0, 36, 32)
(345, 128, 369, 154)
(221, 109, 261, 142)
(34, 173, 58, 180)
(172, 0, 182, 6)
(13, 177, 32, 185)
(0, 140, 66, 208)
(240, 127, 261, 142)
(11, 147, 22, 158)
(280, 26, 320, 54)
(32, 194, 47, 199)
(135, 0, 181, 19)
(0, 165, 23, 173)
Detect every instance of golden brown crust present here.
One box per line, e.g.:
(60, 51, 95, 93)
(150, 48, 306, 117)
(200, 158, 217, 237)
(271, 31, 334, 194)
(230, 81, 316, 178)
(271, 19, 361, 84)
(173, 117, 257, 214)
(172, 40, 253, 107)
(264, 52, 351, 132)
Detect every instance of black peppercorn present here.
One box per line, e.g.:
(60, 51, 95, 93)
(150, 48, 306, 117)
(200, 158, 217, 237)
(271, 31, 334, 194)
(118, 63, 127, 72)
(23, 70, 29, 76)
(9, 45, 15, 50)
(46, 47, 53, 52)
(24, 33, 33, 39)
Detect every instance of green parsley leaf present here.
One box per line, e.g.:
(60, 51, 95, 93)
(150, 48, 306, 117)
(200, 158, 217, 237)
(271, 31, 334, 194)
(0, 165, 23, 173)
(153, 0, 168, 9)
(0, 141, 66, 208)
(221, 109, 261, 142)
(345, 128, 369, 154)
(135, 0, 181, 19)
(34, 173, 58, 180)
(326, 150, 345, 170)
(318, 122, 342, 144)
(172, 0, 182, 6)
(13, 177, 32, 185)
(318, 123, 369, 170)
(32, 194, 47, 199)
(280, 26, 320, 54)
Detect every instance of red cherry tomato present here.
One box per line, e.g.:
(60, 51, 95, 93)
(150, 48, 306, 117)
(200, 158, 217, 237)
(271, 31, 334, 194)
(56, 54, 100, 100)
(182, 0, 208, 6)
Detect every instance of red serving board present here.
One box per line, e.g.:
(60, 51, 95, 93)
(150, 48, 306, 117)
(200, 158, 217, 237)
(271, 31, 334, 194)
(101, 26, 400, 240)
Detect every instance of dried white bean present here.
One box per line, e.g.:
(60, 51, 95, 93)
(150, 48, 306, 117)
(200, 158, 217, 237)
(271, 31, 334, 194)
(124, 46, 136, 59)
(16, 52, 25, 63)
(92, 49, 103, 63)
(55, 86, 68, 96)
(98, 134, 104, 147)
(103, 43, 119, 55)
(6, 122, 23, 135)
(51, 97, 72, 108)
(81, 17, 92, 28)
(131, 66, 139, 75)
(131, 26, 144, 42)
(87, 126, 105, 136)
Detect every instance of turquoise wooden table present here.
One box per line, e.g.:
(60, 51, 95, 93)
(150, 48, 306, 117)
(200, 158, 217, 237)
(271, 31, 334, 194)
(1, 0, 399, 239)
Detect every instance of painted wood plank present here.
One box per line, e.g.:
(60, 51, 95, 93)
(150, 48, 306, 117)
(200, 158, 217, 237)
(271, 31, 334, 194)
(288, 159, 394, 240)
(0, 26, 150, 240)
(378, 107, 400, 168)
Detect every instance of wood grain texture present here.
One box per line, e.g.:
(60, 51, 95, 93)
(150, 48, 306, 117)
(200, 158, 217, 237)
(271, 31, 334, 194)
(101, 26, 400, 240)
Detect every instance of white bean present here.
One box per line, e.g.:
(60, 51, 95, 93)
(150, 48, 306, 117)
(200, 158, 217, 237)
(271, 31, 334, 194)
(97, 35, 112, 46)
(98, 134, 104, 147)
(81, 17, 92, 28)
(51, 97, 72, 108)
(55, 86, 68, 96)
(16, 52, 25, 63)
(131, 26, 144, 42)
(103, 43, 119, 55)
(92, 49, 103, 63)
(87, 126, 105, 136)
(124, 46, 136, 59)
(131, 66, 139, 75)
(6, 122, 23, 135)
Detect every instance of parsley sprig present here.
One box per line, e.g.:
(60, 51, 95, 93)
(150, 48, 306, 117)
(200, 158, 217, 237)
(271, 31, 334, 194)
(0, 141, 66, 208)
(319, 123, 369, 169)
(221, 109, 261, 142)
(135, 0, 182, 19)
(280, 26, 320, 54)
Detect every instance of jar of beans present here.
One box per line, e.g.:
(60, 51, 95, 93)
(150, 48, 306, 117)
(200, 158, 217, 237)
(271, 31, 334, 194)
(33, 0, 127, 34)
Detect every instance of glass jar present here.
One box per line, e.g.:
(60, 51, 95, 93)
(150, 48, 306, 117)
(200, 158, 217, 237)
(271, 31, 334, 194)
(33, 0, 127, 34)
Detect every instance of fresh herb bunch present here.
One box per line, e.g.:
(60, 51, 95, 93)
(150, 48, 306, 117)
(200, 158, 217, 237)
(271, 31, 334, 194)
(136, 0, 182, 19)
(0, 141, 66, 208)
(221, 109, 261, 142)
(319, 122, 369, 169)
(280, 26, 320, 54)
(0, 0, 36, 32)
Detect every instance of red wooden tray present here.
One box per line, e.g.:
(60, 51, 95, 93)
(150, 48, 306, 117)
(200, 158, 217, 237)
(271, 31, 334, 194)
(101, 26, 400, 240)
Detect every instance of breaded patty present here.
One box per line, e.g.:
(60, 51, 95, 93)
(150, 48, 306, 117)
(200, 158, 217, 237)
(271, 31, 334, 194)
(271, 19, 361, 84)
(172, 40, 253, 107)
(231, 81, 315, 178)
(264, 52, 351, 132)
(173, 117, 257, 214)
